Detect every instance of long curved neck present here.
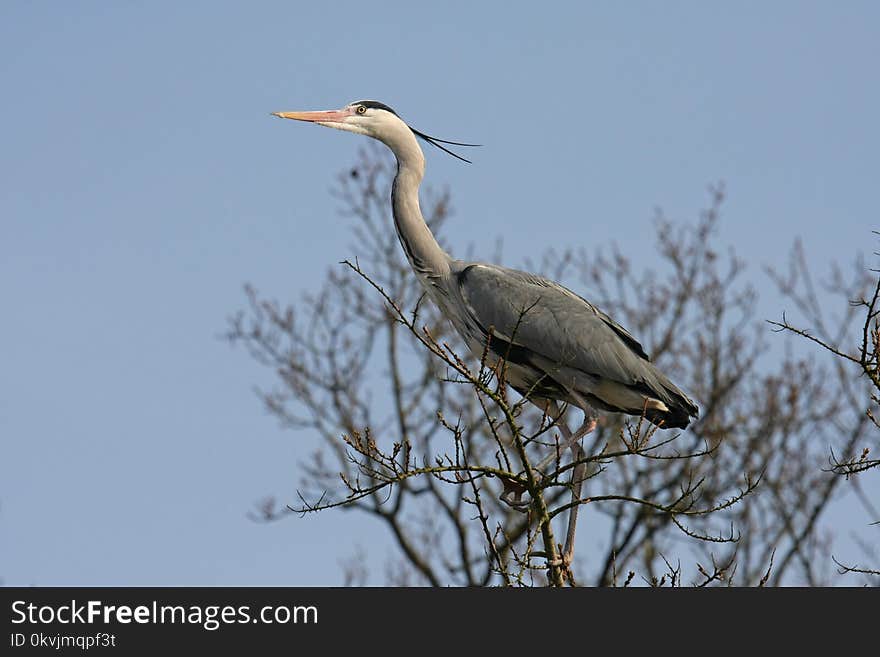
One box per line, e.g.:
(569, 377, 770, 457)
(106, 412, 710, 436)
(387, 130, 452, 279)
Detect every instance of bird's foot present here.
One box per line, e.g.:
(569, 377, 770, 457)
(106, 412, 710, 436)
(499, 490, 530, 511)
(546, 547, 576, 585)
(498, 476, 530, 511)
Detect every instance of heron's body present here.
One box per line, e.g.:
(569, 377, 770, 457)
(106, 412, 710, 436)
(438, 262, 697, 428)
(273, 100, 698, 430)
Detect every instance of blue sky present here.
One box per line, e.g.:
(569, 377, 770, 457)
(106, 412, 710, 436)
(2, 1, 877, 585)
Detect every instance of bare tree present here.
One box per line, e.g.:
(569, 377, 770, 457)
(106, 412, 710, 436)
(228, 146, 875, 585)
(768, 236, 880, 580)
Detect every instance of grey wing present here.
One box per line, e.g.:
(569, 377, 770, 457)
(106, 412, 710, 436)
(456, 263, 648, 384)
(454, 263, 698, 425)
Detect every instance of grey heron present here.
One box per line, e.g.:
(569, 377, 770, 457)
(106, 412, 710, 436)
(273, 100, 699, 569)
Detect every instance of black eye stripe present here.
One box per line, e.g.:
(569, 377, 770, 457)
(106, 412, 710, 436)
(353, 100, 398, 116)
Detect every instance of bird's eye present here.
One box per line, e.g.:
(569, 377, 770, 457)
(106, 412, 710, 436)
(356, 105, 367, 115)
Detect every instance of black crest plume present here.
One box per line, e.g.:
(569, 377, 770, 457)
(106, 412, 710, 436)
(411, 128, 481, 164)
(355, 100, 481, 163)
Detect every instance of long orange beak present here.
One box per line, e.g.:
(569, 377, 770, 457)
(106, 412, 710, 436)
(272, 109, 349, 123)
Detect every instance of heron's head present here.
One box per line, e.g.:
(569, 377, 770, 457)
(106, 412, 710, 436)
(273, 100, 478, 163)
(273, 100, 401, 139)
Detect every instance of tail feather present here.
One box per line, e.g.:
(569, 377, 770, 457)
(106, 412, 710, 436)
(589, 376, 699, 430)
(645, 401, 696, 429)
(650, 381, 699, 429)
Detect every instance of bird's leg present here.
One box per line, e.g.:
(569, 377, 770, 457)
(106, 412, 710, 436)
(560, 440, 589, 571)
(500, 402, 596, 529)
(534, 412, 597, 476)
(499, 399, 568, 509)
(542, 406, 597, 577)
